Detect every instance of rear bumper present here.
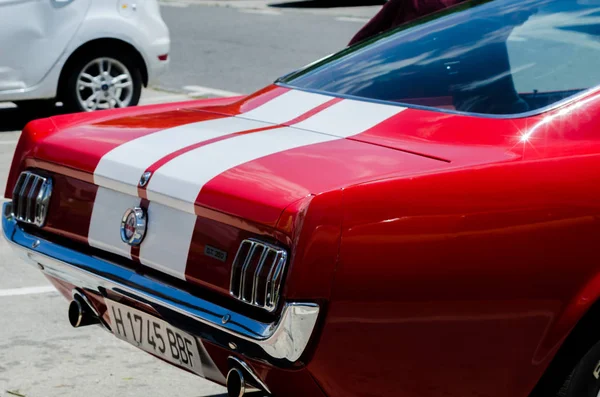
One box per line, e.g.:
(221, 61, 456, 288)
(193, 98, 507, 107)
(1, 202, 319, 365)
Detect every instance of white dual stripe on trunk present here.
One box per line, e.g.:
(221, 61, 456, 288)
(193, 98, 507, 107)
(88, 188, 196, 280)
(292, 99, 405, 137)
(88, 187, 141, 259)
(87, 90, 405, 281)
(237, 89, 333, 124)
(139, 202, 197, 279)
(93, 118, 270, 196)
(145, 127, 340, 213)
(145, 99, 406, 214)
(92, 90, 332, 195)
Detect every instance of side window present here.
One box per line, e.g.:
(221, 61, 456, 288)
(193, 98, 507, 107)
(506, 7, 600, 109)
(283, 0, 600, 116)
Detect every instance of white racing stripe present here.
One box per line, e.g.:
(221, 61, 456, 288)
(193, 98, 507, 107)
(88, 90, 405, 281)
(94, 117, 270, 195)
(139, 202, 197, 280)
(145, 98, 404, 213)
(93, 90, 331, 195)
(238, 89, 333, 125)
(145, 127, 339, 213)
(88, 187, 141, 258)
(293, 99, 406, 137)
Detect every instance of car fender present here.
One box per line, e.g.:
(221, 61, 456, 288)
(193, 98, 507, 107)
(35, 1, 156, 99)
(62, 12, 152, 75)
(532, 270, 600, 365)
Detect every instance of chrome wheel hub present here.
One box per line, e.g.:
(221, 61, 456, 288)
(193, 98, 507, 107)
(76, 58, 134, 112)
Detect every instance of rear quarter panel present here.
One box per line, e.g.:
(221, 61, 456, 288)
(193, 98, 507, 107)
(308, 155, 600, 397)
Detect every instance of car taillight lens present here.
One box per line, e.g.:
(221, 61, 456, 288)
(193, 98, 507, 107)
(230, 239, 287, 312)
(11, 171, 52, 227)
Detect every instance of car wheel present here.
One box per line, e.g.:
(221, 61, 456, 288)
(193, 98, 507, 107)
(557, 339, 600, 397)
(61, 51, 142, 112)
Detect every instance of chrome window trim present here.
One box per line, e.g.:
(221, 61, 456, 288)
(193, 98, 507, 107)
(275, 82, 600, 120)
(2, 202, 319, 363)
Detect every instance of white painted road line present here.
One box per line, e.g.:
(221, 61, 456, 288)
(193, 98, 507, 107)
(184, 85, 242, 98)
(0, 285, 57, 297)
(141, 95, 192, 105)
(239, 8, 282, 15)
(336, 16, 369, 23)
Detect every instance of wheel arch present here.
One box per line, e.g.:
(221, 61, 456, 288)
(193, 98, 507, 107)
(530, 272, 600, 396)
(57, 38, 148, 100)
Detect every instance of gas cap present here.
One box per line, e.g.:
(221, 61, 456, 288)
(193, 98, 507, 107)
(118, 0, 137, 17)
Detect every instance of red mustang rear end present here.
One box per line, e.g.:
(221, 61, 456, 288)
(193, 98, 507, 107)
(6, 1, 600, 396)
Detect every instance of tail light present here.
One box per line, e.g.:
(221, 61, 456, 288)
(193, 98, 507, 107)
(11, 171, 53, 227)
(230, 239, 287, 312)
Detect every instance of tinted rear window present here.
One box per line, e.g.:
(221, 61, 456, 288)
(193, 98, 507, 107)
(280, 0, 600, 116)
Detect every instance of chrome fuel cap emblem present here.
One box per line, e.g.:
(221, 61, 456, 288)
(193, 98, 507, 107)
(120, 207, 147, 246)
(139, 171, 152, 187)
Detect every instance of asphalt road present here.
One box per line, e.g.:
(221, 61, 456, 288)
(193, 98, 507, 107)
(0, 2, 380, 397)
(156, 0, 380, 95)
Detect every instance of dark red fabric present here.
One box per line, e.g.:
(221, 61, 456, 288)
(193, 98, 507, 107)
(348, 0, 465, 45)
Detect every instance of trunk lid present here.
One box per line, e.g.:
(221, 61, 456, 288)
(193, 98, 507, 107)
(27, 88, 480, 227)
(10, 87, 527, 301)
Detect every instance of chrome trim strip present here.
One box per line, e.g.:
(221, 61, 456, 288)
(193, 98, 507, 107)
(2, 202, 319, 363)
(239, 242, 258, 300)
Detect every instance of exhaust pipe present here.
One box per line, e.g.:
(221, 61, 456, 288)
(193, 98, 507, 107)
(226, 357, 270, 397)
(68, 294, 99, 328)
(227, 368, 247, 397)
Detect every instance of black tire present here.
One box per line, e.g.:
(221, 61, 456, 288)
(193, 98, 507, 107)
(60, 49, 142, 113)
(557, 339, 600, 397)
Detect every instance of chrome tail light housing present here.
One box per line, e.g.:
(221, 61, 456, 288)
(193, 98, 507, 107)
(230, 239, 288, 312)
(11, 171, 52, 227)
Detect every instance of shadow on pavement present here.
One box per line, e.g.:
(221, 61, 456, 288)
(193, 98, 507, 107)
(270, 0, 384, 8)
(0, 105, 65, 133)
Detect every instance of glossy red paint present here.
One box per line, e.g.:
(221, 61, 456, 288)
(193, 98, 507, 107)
(5, 96, 243, 199)
(10, 82, 600, 397)
(36, 172, 292, 298)
(197, 134, 447, 227)
(306, 92, 600, 397)
(43, 173, 98, 245)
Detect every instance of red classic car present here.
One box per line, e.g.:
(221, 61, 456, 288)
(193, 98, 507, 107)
(5, 0, 600, 396)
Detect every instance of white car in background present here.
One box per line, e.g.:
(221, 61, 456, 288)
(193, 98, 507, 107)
(0, 0, 170, 112)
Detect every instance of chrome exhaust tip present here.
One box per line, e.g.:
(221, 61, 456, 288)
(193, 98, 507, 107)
(68, 295, 99, 328)
(227, 368, 246, 397)
(226, 357, 270, 396)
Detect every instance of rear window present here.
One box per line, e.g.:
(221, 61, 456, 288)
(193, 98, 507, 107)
(280, 0, 600, 116)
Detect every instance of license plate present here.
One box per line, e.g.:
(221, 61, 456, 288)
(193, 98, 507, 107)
(106, 299, 203, 375)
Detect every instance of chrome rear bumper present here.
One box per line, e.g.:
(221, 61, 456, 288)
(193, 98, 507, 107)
(2, 202, 319, 363)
